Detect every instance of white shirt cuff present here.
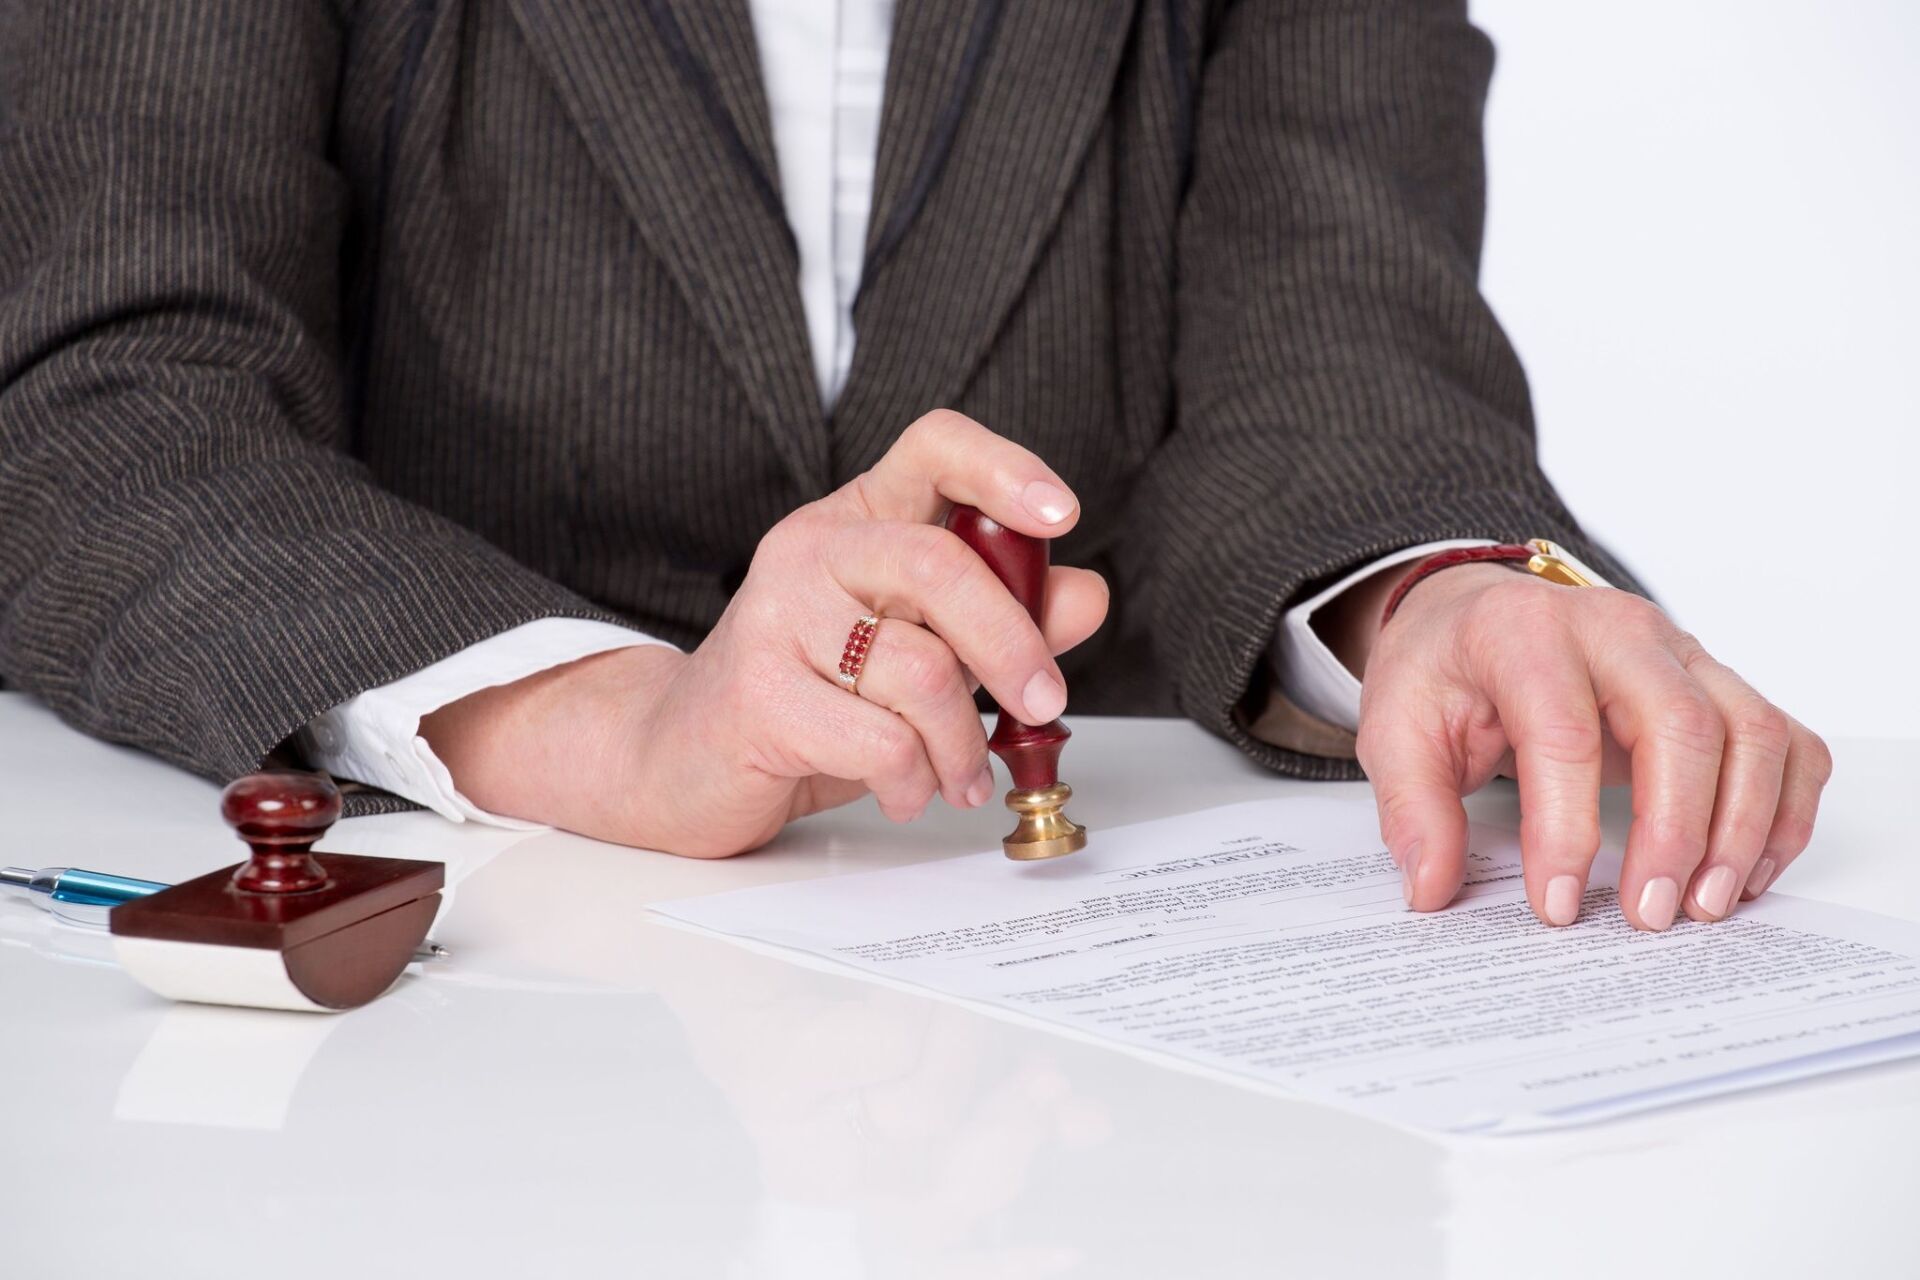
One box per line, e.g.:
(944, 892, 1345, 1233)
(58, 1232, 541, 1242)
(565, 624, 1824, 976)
(1275, 539, 1614, 733)
(1273, 540, 1500, 732)
(296, 619, 674, 828)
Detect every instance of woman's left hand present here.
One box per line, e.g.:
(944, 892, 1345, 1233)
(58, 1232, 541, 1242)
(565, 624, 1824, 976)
(1340, 562, 1832, 931)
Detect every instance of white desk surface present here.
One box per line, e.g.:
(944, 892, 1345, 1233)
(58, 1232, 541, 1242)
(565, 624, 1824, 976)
(1, 691, 1915, 1279)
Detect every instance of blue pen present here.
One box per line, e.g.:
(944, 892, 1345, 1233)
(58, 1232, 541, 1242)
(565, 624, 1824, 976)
(1, 865, 166, 924)
(0, 865, 448, 962)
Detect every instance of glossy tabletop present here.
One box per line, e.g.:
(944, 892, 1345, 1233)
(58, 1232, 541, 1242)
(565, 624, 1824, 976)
(1, 693, 1915, 1279)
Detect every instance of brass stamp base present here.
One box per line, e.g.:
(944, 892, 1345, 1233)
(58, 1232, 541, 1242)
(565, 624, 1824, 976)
(1002, 782, 1087, 861)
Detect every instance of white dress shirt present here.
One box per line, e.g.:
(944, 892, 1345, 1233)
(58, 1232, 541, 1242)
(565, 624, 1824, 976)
(298, 1, 1551, 824)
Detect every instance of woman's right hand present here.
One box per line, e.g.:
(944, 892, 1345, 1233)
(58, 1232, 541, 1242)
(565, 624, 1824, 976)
(421, 410, 1110, 856)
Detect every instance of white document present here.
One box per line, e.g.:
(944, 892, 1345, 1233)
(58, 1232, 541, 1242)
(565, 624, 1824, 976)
(653, 798, 1920, 1133)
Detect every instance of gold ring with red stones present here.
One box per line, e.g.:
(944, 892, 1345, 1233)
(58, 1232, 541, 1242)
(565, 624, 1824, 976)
(836, 614, 881, 695)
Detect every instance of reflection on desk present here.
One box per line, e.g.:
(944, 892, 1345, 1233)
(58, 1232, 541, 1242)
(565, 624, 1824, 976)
(1, 694, 1916, 1279)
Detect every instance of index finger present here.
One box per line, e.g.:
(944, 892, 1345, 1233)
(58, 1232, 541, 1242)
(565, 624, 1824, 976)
(843, 409, 1080, 538)
(1354, 699, 1472, 913)
(829, 520, 1067, 725)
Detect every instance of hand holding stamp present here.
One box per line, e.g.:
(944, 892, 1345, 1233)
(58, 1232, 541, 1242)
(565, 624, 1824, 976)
(944, 504, 1087, 860)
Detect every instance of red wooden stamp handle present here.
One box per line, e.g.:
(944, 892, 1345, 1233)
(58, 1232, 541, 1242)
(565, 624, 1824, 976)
(222, 771, 341, 894)
(944, 505, 1071, 792)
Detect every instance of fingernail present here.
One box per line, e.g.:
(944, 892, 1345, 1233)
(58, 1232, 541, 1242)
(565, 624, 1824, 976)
(1746, 857, 1777, 897)
(1637, 877, 1680, 931)
(1544, 874, 1583, 926)
(1693, 865, 1739, 919)
(1401, 842, 1423, 908)
(967, 763, 995, 808)
(1022, 670, 1067, 724)
(1021, 480, 1075, 525)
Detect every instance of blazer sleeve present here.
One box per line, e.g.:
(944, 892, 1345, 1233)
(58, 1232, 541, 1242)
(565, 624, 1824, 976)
(0, 1, 620, 792)
(1129, 0, 1639, 779)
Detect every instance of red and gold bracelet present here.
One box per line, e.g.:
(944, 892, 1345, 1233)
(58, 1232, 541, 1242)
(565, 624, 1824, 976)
(1379, 539, 1597, 629)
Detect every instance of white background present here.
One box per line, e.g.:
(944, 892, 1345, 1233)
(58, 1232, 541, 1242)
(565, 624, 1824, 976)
(1472, 1, 1918, 739)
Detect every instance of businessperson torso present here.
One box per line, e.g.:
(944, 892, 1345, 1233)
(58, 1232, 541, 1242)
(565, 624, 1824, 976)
(12, 0, 1562, 739)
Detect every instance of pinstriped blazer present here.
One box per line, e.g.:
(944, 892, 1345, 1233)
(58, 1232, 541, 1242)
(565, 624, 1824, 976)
(0, 0, 1626, 813)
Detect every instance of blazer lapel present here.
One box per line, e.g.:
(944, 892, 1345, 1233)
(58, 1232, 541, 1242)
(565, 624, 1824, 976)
(832, 0, 1140, 470)
(507, 0, 830, 492)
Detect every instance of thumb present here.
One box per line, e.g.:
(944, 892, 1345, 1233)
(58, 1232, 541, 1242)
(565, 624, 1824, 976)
(1357, 712, 1470, 911)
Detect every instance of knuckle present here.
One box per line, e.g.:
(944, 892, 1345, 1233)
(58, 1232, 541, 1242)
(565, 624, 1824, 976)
(1353, 724, 1380, 774)
(1374, 789, 1415, 840)
(1593, 591, 1674, 647)
(1352, 705, 1422, 780)
(895, 414, 935, 455)
(731, 581, 791, 637)
(1720, 802, 1775, 848)
(901, 408, 965, 457)
(1608, 590, 1669, 629)
(985, 608, 1045, 669)
(892, 640, 962, 703)
(1525, 715, 1603, 769)
(1802, 730, 1835, 785)
(1769, 813, 1817, 857)
(1643, 811, 1710, 857)
(1461, 577, 1528, 628)
(751, 510, 828, 579)
(1655, 695, 1725, 757)
(1496, 577, 1566, 623)
(1731, 701, 1792, 761)
(1376, 786, 1420, 826)
(1507, 599, 1570, 644)
(842, 469, 885, 519)
(750, 517, 795, 566)
(873, 726, 922, 780)
(1474, 587, 1566, 640)
(1668, 629, 1710, 667)
(904, 526, 971, 592)
(1459, 581, 1568, 656)
(823, 519, 866, 574)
